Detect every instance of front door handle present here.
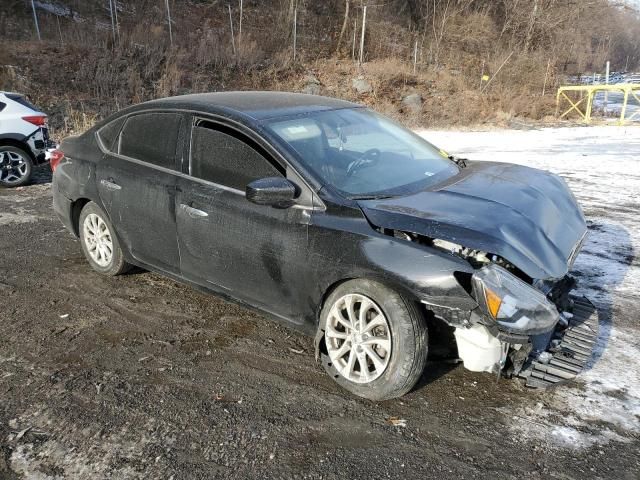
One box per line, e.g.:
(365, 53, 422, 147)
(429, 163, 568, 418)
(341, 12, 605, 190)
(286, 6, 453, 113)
(100, 179, 121, 191)
(180, 203, 208, 218)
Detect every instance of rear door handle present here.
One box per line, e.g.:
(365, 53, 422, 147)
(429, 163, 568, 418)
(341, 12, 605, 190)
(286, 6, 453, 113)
(180, 203, 208, 218)
(100, 179, 121, 191)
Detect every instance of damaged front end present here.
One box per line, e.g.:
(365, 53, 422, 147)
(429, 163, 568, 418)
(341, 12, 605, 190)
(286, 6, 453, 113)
(358, 161, 597, 387)
(387, 230, 598, 388)
(464, 262, 598, 387)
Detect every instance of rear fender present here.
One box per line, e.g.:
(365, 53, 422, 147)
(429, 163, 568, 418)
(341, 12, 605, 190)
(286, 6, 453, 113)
(0, 134, 36, 162)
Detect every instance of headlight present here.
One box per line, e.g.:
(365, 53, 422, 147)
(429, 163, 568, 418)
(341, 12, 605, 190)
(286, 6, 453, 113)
(471, 264, 559, 335)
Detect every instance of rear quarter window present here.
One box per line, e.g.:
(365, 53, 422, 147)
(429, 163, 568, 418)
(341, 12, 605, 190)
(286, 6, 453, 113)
(97, 117, 126, 152)
(0, 102, 6, 112)
(119, 112, 181, 170)
(6, 93, 39, 111)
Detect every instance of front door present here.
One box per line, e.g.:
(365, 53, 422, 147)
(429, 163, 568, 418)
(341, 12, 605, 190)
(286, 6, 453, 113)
(176, 118, 311, 322)
(96, 111, 184, 274)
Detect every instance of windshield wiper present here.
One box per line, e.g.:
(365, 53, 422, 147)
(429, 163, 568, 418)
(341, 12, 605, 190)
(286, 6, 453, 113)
(448, 155, 468, 168)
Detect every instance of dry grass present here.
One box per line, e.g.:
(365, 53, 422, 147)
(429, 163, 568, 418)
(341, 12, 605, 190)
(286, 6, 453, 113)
(1, 0, 637, 131)
(58, 104, 98, 138)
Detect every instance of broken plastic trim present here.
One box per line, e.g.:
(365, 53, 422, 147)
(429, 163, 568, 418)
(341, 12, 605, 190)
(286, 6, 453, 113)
(376, 227, 527, 280)
(420, 299, 472, 327)
(517, 296, 598, 388)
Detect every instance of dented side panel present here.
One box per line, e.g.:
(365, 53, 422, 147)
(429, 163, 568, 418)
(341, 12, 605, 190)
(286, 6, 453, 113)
(305, 204, 479, 323)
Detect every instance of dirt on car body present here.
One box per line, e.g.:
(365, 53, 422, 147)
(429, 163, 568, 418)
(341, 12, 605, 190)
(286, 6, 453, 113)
(1, 126, 639, 479)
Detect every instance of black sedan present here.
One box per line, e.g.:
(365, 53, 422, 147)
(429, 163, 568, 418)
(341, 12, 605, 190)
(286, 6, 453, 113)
(51, 92, 595, 399)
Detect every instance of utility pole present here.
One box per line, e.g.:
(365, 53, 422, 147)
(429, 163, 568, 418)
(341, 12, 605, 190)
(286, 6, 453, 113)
(604, 60, 610, 113)
(352, 17, 357, 60)
(165, 0, 173, 46)
(239, 0, 243, 50)
(114, 0, 120, 39)
(293, 8, 297, 61)
(56, 15, 63, 44)
(228, 4, 237, 57)
(30, 0, 41, 41)
(108, 0, 116, 42)
(359, 5, 366, 65)
(542, 58, 551, 96)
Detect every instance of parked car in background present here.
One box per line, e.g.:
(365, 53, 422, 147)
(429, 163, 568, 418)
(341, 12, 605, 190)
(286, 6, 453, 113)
(0, 91, 52, 187)
(51, 92, 597, 400)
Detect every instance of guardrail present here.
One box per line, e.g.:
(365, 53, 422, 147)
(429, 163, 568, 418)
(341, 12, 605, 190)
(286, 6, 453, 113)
(556, 84, 640, 124)
(566, 73, 640, 85)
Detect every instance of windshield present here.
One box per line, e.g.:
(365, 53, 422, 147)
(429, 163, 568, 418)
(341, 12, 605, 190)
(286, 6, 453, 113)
(265, 108, 458, 198)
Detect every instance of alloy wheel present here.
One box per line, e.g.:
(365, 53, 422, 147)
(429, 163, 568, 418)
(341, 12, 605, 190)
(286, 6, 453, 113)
(325, 293, 392, 383)
(83, 213, 114, 267)
(0, 151, 29, 184)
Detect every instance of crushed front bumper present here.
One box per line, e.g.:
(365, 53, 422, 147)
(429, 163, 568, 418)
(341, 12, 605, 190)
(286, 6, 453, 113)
(516, 296, 598, 387)
(27, 127, 55, 165)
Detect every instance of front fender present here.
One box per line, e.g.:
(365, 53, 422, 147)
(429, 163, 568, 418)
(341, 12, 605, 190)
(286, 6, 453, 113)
(308, 211, 478, 327)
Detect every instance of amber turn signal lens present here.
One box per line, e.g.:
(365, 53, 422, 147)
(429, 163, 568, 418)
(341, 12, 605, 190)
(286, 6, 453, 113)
(484, 288, 502, 318)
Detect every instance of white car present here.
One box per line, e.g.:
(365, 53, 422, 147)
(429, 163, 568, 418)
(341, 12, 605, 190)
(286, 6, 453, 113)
(0, 91, 52, 187)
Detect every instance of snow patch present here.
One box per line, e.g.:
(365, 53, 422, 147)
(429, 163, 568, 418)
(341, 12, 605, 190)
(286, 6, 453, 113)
(418, 126, 640, 315)
(418, 126, 640, 448)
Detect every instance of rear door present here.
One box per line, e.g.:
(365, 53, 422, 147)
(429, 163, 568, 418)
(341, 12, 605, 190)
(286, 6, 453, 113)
(96, 111, 185, 274)
(176, 117, 312, 322)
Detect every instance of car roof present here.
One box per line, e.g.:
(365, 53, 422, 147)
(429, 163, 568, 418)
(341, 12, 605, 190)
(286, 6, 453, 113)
(139, 91, 361, 121)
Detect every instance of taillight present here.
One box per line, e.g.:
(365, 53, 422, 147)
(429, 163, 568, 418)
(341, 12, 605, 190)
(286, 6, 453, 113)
(49, 150, 64, 171)
(22, 115, 47, 127)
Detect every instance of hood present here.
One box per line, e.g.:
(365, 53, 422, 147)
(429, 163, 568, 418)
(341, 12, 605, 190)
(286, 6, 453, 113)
(358, 161, 587, 280)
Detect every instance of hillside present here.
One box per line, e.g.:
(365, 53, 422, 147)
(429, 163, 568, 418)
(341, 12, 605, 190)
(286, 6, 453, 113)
(1, 0, 639, 137)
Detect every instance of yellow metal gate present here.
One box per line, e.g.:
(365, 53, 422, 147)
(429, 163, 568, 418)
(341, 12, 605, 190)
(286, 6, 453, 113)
(556, 84, 640, 124)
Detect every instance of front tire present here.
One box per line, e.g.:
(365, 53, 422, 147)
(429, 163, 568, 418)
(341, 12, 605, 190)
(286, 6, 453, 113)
(320, 279, 428, 400)
(0, 146, 33, 187)
(79, 202, 130, 276)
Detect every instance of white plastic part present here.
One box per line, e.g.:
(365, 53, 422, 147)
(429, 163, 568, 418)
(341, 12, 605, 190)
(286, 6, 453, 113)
(454, 324, 503, 373)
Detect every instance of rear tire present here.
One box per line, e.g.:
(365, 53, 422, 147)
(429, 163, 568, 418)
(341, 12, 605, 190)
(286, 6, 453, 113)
(0, 146, 33, 187)
(320, 279, 428, 400)
(79, 202, 131, 276)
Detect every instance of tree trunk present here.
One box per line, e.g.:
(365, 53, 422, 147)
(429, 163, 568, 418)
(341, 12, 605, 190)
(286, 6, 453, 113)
(523, 0, 538, 52)
(336, 0, 350, 55)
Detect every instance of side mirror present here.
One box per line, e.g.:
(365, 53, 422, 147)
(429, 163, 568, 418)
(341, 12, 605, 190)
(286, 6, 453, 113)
(246, 177, 297, 208)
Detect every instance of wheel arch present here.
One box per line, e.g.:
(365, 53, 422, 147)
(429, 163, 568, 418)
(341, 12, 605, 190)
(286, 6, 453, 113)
(316, 275, 422, 323)
(70, 197, 92, 237)
(71, 197, 134, 266)
(0, 138, 36, 162)
(313, 275, 426, 360)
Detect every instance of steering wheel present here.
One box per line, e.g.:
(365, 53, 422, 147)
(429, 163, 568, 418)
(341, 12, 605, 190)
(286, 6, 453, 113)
(346, 148, 381, 177)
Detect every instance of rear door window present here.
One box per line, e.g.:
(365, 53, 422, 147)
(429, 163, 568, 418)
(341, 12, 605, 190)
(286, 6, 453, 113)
(119, 112, 181, 170)
(190, 122, 282, 190)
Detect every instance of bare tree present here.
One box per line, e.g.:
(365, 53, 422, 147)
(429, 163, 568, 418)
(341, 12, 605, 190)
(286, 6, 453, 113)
(523, 0, 539, 52)
(336, 0, 350, 54)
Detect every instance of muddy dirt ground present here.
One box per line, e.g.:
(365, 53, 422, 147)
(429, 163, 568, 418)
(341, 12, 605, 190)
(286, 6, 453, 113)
(1, 128, 639, 479)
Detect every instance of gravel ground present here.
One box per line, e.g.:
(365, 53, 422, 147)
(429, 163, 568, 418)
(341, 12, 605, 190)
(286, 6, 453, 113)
(1, 127, 639, 479)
